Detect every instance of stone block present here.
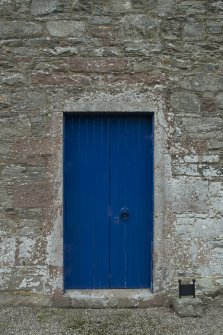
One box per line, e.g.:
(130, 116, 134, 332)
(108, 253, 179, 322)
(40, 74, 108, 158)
(172, 163, 199, 176)
(108, 0, 132, 13)
(12, 138, 56, 156)
(12, 182, 52, 208)
(89, 16, 111, 25)
(179, 1, 206, 14)
(69, 57, 128, 73)
(31, 72, 92, 87)
(170, 92, 200, 113)
(15, 0, 30, 13)
(155, 0, 175, 15)
(182, 155, 219, 163)
(0, 0, 14, 15)
(0, 116, 31, 138)
(124, 42, 162, 55)
(121, 15, 159, 39)
(193, 218, 223, 238)
(207, 20, 223, 34)
(0, 95, 10, 109)
(172, 297, 203, 317)
(161, 19, 181, 40)
(182, 117, 223, 138)
(181, 73, 223, 92)
(88, 25, 117, 41)
(167, 178, 210, 213)
(0, 265, 53, 293)
(182, 19, 205, 40)
(0, 73, 27, 87)
(47, 21, 86, 37)
(12, 92, 47, 111)
(72, 0, 93, 12)
(0, 237, 16, 266)
(0, 22, 42, 39)
(0, 291, 50, 306)
(216, 93, 223, 109)
(209, 1, 223, 11)
(31, 0, 63, 16)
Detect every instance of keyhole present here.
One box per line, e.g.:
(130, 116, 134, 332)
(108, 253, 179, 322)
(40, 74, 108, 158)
(114, 217, 119, 224)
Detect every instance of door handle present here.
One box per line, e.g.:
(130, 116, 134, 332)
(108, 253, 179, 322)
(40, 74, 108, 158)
(120, 208, 130, 221)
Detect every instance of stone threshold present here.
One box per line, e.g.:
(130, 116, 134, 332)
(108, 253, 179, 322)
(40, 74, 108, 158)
(0, 290, 164, 308)
(63, 289, 163, 308)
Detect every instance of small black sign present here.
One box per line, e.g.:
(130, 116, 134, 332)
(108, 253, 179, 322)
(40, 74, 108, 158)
(179, 279, 196, 298)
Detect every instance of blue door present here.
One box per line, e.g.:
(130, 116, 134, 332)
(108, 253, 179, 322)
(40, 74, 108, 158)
(64, 114, 153, 289)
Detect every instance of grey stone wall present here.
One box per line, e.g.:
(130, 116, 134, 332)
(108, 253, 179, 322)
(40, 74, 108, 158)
(0, 0, 223, 303)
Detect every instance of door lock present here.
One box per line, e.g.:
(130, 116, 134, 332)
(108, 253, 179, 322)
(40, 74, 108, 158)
(120, 208, 130, 221)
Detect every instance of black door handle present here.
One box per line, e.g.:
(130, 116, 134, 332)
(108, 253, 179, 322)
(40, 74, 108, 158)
(120, 208, 129, 221)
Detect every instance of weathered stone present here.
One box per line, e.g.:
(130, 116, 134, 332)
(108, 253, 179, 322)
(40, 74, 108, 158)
(207, 20, 223, 34)
(132, 0, 149, 11)
(69, 57, 128, 73)
(89, 16, 111, 25)
(47, 20, 86, 37)
(179, 1, 206, 14)
(12, 92, 47, 111)
(31, 72, 92, 86)
(193, 218, 223, 238)
(216, 93, 223, 109)
(0, 22, 42, 39)
(72, 0, 92, 12)
(108, 0, 132, 13)
(161, 19, 181, 40)
(181, 73, 223, 92)
(131, 59, 154, 72)
(0, 73, 27, 87)
(121, 15, 159, 39)
(172, 163, 199, 176)
(155, 0, 175, 15)
(88, 25, 117, 41)
(182, 19, 205, 40)
(170, 92, 200, 114)
(2, 164, 46, 181)
(0, 0, 14, 15)
(166, 179, 210, 213)
(209, 1, 223, 11)
(12, 138, 56, 156)
(0, 95, 10, 109)
(0, 116, 31, 138)
(15, 0, 30, 13)
(182, 155, 220, 163)
(13, 182, 52, 209)
(182, 117, 223, 137)
(43, 47, 78, 56)
(0, 141, 11, 154)
(124, 42, 162, 55)
(31, 0, 63, 16)
(172, 297, 203, 317)
(0, 237, 16, 266)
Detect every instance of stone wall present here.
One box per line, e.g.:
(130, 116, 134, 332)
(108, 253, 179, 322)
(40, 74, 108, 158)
(0, 0, 223, 303)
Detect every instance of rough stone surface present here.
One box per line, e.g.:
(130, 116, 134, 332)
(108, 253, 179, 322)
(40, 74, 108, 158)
(47, 21, 86, 37)
(172, 297, 204, 317)
(0, 22, 42, 39)
(31, 0, 63, 16)
(0, 0, 223, 306)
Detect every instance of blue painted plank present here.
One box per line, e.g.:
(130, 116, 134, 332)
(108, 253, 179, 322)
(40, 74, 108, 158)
(64, 115, 110, 289)
(109, 115, 153, 288)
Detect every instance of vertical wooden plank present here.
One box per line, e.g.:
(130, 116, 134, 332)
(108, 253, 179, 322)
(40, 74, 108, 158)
(64, 114, 110, 289)
(109, 115, 153, 288)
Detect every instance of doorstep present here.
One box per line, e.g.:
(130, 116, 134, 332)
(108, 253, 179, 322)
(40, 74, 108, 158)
(63, 289, 163, 308)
